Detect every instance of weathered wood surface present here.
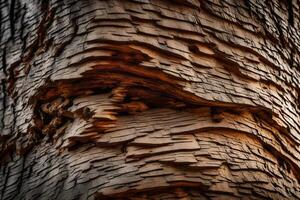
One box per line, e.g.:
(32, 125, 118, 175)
(0, 0, 300, 199)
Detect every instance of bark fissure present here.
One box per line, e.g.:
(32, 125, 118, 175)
(8, 0, 16, 40)
(0, 81, 6, 130)
(0, 0, 300, 199)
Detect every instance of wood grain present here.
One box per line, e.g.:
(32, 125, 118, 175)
(0, 0, 300, 199)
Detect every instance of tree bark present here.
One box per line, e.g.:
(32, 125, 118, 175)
(0, 0, 300, 199)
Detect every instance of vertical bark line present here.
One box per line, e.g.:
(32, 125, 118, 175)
(266, 0, 285, 47)
(1, 49, 7, 77)
(289, 43, 295, 69)
(1, 48, 7, 131)
(286, 0, 294, 26)
(8, 0, 16, 40)
(19, 4, 27, 53)
(0, 0, 2, 44)
(0, 81, 6, 130)
(297, 89, 300, 111)
(285, 0, 296, 74)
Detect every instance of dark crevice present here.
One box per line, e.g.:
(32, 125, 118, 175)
(210, 107, 224, 123)
(289, 43, 295, 69)
(20, 4, 27, 53)
(7, 62, 19, 96)
(286, 0, 294, 26)
(297, 88, 300, 110)
(0, 1, 2, 43)
(244, 0, 252, 16)
(11, 100, 17, 133)
(1, 48, 7, 131)
(266, 1, 286, 47)
(9, 0, 16, 40)
(41, 0, 49, 11)
(2, 48, 7, 77)
(0, 81, 6, 130)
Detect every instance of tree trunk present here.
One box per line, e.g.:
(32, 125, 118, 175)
(0, 0, 300, 199)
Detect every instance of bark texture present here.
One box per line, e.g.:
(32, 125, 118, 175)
(0, 0, 300, 199)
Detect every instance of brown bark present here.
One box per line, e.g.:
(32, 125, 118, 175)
(0, 0, 300, 199)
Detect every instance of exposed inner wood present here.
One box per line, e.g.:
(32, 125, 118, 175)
(0, 0, 300, 199)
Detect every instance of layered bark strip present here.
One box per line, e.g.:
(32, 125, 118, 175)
(0, 0, 300, 199)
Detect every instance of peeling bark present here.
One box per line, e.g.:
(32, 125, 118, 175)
(0, 0, 300, 199)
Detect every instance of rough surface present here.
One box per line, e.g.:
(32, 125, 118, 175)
(0, 0, 300, 199)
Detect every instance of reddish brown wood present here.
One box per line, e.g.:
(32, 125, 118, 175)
(0, 0, 300, 199)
